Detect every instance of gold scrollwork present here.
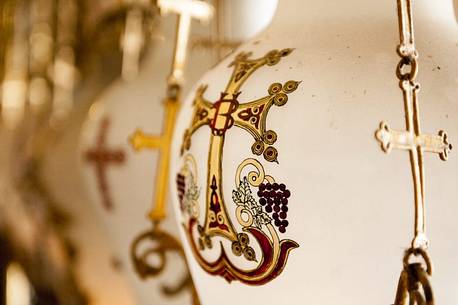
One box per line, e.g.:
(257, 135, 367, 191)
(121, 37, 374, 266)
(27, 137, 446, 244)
(130, 224, 196, 298)
(177, 49, 300, 285)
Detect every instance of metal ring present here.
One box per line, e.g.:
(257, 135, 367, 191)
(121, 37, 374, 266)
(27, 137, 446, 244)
(403, 248, 433, 276)
(396, 57, 418, 81)
(414, 264, 435, 305)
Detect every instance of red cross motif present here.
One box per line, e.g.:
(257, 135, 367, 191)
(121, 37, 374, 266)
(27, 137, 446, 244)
(85, 117, 126, 211)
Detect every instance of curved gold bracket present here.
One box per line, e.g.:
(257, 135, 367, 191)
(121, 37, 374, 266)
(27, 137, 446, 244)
(130, 223, 197, 299)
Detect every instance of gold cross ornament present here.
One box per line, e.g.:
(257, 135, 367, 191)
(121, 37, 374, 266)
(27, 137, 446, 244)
(129, 2, 212, 303)
(129, 0, 213, 222)
(129, 100, 179, 221)
(375, 0, 452, 250)
(177, 49, 300, 285)
(375, 81, 452, 249)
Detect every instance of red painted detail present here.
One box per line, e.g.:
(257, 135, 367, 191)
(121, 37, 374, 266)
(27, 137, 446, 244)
(185, 218, 299, 285)
(84, 118, 125, 211)
(208, 176, 229, 232)
(209, 93, 240, 136)
(176, 173, 186, 211)
(237, 104, 265, 129)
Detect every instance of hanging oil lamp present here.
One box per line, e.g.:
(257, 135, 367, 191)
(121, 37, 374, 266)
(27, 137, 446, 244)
(169, 0, 458, 304)
(128, 1, 213, 304)
(79, 1, 213, 304)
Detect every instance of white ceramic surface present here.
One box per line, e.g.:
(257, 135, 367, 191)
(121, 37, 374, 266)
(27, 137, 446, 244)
(43, 106, 138, 305)
(170, 1, 458, 304)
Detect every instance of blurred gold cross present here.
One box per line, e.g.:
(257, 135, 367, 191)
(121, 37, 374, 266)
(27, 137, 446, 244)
(129, 99, 179, 220)
(129, 0, 213, 222)
(158, 0, 213, 86)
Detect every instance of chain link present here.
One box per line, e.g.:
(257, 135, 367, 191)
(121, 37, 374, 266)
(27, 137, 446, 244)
(396, 0, 419, 83)
(394, 248, 435, 305)
(391, 1, 436, 303)
(396, 56, 418, 82)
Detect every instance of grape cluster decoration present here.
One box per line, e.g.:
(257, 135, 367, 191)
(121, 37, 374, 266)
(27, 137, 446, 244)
(257, 182, 291, 233)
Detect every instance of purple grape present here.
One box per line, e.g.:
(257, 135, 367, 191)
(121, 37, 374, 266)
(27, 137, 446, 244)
(284, 190, 291, 198)
(257, 181, 291, 233)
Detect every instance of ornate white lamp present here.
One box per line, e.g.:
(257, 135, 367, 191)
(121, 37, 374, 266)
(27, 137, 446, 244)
(170, 0, 458, 304)
(78, 1, 276, 304)
(79, 1, 212, 304)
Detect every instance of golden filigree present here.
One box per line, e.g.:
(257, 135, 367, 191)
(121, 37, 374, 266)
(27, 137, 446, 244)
(130, 224, 198, 302)
(177, 49, 300, 285)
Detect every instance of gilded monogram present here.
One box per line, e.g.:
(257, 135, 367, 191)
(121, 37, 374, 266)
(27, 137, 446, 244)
(177, 49, 300, 285)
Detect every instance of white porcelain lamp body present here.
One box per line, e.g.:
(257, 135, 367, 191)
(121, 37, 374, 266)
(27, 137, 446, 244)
(78, 50, 195, 305)
(78, 2, 278, 304)
(170, 1, 458, 304)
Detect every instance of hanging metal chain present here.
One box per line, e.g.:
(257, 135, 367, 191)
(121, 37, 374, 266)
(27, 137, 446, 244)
(392, 2, 434, 304)
(375, 0, 454, 303)
(377, 0, 452, 252)
(396, 0, 427, 251)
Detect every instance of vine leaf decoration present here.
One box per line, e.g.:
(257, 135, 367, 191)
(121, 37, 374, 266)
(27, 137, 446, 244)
(177, 170, 200, 219)
(176, 49, 300, 285)
(232, 177, 271, 230)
